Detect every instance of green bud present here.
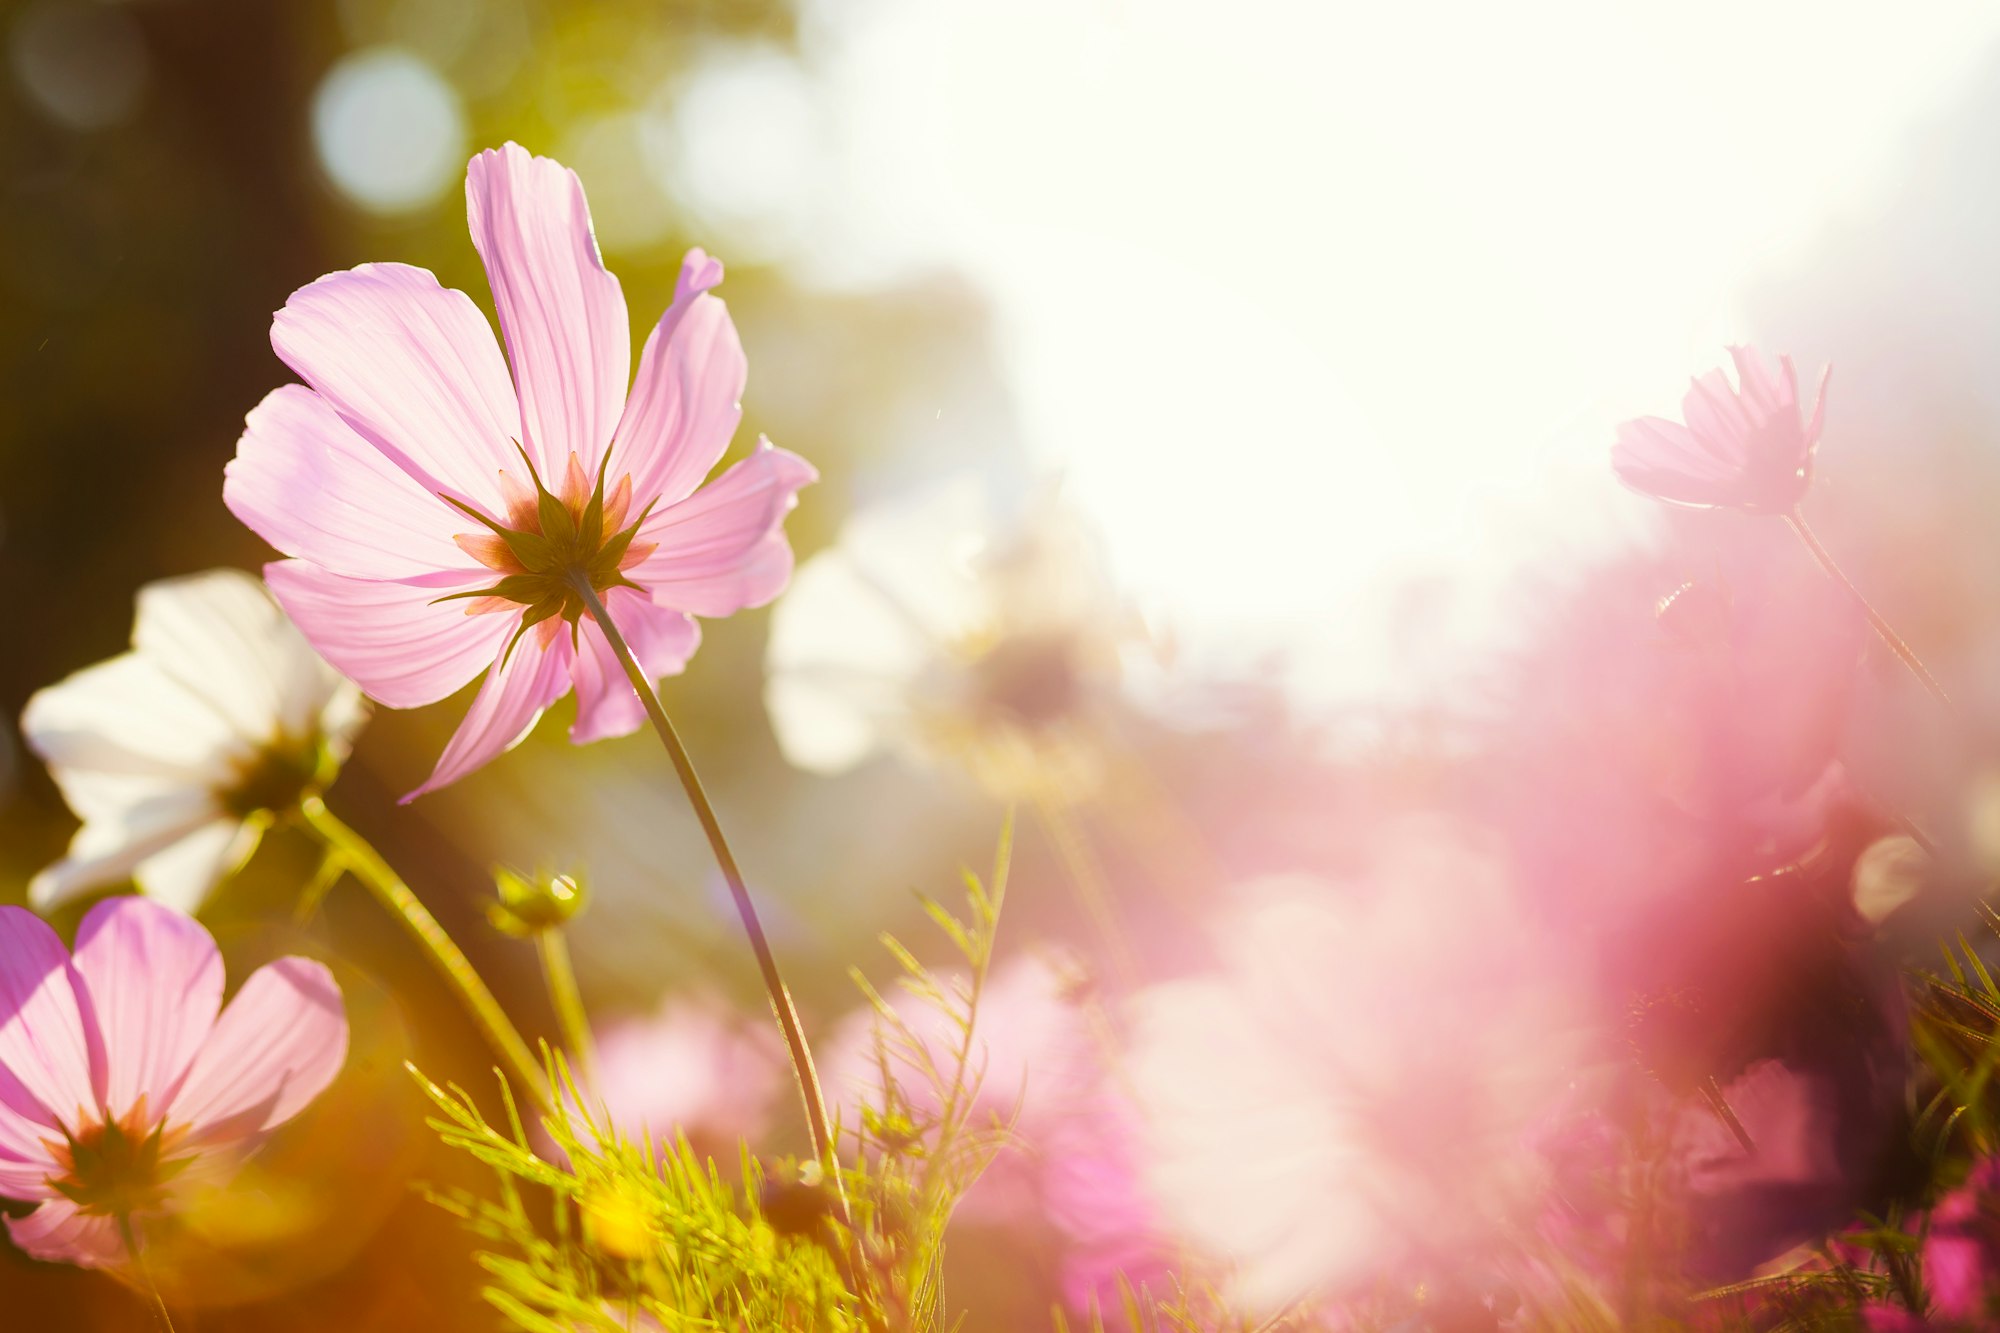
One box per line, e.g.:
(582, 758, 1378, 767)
(488, 866, 588, 937)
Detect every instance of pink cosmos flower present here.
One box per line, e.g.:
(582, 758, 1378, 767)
(225, 142, 814, 798)
(0, 896, 347, 1268)
(1612, 346, 1830, 513)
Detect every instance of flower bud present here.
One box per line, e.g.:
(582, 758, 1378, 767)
(487, 867, 587, 937)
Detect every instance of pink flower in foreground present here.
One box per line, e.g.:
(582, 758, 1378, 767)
(225, 142, 814, 798)
(0, 897, 347, 1268)
(1612, 346, 1830, 513)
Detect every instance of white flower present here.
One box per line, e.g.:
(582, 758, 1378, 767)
(22, 569, 367, 911)
(764, 477, 1140, 797)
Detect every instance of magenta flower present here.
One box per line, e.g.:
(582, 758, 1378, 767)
(225, 143, 815, 798)
(0, 897, 347, 1268)
(1612, 346, 1830, 513)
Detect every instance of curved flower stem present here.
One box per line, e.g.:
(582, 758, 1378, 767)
(569, 580, 843, 1194)
(291, 842, 347, 928)
(298, 797, 551, 1112)
(1787, 510, 1954, 712)
(117, 1213, 176, 1332)
(536, 929, 597, 1090)
(1031, 791, 1136, 987)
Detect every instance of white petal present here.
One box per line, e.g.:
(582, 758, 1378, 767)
(764, 548, 932, 774)
(23, 654, 244, 785)
(133, 569, 342, 744)
(837, 476, 992, 645)
(29, 793, 223, 911)
(134, 820, 262, 914)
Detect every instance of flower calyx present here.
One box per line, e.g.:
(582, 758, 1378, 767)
(436, 446, 657, 661)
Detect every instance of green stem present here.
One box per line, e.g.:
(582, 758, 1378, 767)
(1032, 792, 1136, 986)
(569, 581, 842, 1189)
(298, 797, 550, 1111)
(117, 1213, 176, 1333)
(1787, 510, 1953, 712)
(291, 842, 347, 928)
(537, 929, 597, 1090)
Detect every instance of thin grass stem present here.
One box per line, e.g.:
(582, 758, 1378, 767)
(1032, 792, 1137, 987)
(299, 797, 550, 1110)
(1787, 510, 1953, 712)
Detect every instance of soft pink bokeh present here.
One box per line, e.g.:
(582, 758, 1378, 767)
(226, 143, 814, 797)
(822, 953, 1164, 1312)
(0, 897, 347, 1268)
(1129, 832, 1586, 1312)
(569, 995, 785, 1166)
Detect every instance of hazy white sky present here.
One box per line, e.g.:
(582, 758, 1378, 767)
(301, 0, 2000, 706)
(777, 0, 2000, 704)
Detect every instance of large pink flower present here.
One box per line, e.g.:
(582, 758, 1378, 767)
(1612, 346, 1829, 513)
(225, 143, 815, 798)
(0, 897, 347, 1268)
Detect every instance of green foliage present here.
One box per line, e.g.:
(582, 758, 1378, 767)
(417, 819, 1022, 1333)
(415, 1062, 861, 1332)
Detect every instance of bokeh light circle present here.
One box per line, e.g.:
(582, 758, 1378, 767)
(310, 46, 466, 215)
(7, 0, 149, 131)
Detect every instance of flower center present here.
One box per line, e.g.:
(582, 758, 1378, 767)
(219, 735, 328, 819)
(438, 449, 657, 650)
(968, 633, 1085, 729)
(48, 1104, 185, 1218)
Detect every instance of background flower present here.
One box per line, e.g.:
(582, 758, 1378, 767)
(822, 951, 1164, 1315)
(765, 477, 1143, 799)
(571, 993, 785, 1165)
(1129, 838, 1587, 1313)
(20, 569, 365, 912)
(1612, 346, 1830, 513)
(0, 896, 347, 1268)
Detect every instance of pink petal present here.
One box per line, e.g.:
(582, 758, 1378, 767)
(1726, 345, 1784, 414)
(1611, 417, 1736, 507)
(264, 560, 512, 709)
(1803, 362, 1831, 449)
(226, 385, 469, 580)
(170, 957, 346, 1144)
(5, 1198, 125, 1269)
(402, 628, 576, 800)
(612, 248, 745, 509)
(1680, 369, 1751, 446)
(69, 898, 223, 1123)
(0, 907, 99, 1134)
(465, 143, 630, 480)
(569, 587, 701, 744)
(271, 262, 520, 515)
(628, 440, 816, 616)
(0, 1094, 63, 1199)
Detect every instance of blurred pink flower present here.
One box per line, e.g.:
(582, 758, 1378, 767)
(580, 995, 785, 1164)
(226, 142, 814, 798)
(1130, 835, 1587, 1312)
(1613, 346, 1829, 513)
(822, 954, 1164, 1312)
(1857, 1158, 2000, 1329)
(0, 897, 347, 1268)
